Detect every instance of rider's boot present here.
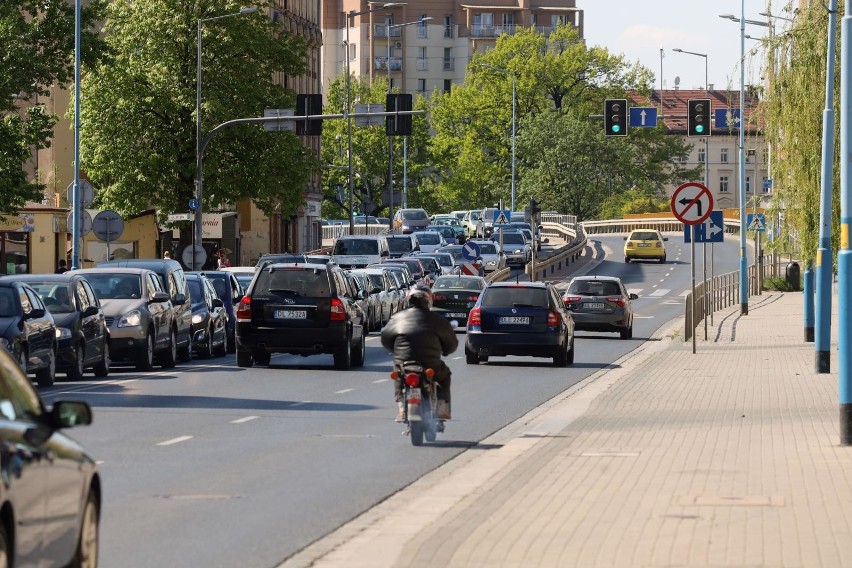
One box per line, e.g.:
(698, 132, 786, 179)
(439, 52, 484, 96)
(437, 400, 451, 420)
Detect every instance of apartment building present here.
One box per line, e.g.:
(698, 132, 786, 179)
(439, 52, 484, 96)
(321, 0, 584, 99)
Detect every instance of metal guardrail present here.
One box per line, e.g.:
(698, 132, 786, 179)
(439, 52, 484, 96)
(321, 223, 389, 246)
(485, 267, 511, 283)
(526, 220, 587, 281)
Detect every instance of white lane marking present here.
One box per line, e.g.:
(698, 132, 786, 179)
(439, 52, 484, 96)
(452, 356, 463, 360)
(373, 379, 390, 384)
(628, 288, 643, 295)
(157, 436, 193, 446)
(648, 289, 670, 297)
(290, 401, 312, 407)
(231, 416, 258, 424)
(335, 389, 354, 394)
(366, 336, 379, 341)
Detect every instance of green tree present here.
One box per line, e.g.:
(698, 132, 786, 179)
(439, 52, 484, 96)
(0, 0, 105, 213)
(79, 0, 315, 222)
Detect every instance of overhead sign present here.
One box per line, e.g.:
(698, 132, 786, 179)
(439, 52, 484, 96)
(493, 209, 511, 226)
(462, 241, 481, 261)
(92, 210, 125, 242)
(684, 210, 724, 243)
(354, 103, 385, 126)
(629, 107, 658, 128)
(714, 108, 742, 129)
(263, 108, 295, 132)
(747, 213, 766, 232)
(671, 181, 714, 225)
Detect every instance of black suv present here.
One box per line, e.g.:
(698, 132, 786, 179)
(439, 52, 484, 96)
(235, 263, 366, 369)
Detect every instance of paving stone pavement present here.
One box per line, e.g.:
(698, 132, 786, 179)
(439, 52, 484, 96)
(281, 287, 851, 568)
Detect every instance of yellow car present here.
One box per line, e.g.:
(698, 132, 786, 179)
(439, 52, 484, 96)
(623, 229, 668, 263)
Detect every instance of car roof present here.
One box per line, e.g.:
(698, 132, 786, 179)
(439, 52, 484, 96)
(96, 259, 183, 271)
(1, 274, 79, 283)
(69, 267, 151, 276)
(488, 281, 549, 289)
(570, 275, 623, 282)
(434, 275, 484, 282)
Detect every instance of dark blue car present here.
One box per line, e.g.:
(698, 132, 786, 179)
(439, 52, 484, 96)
(193, 271, 243, 353)
(465, 281, 575, 366)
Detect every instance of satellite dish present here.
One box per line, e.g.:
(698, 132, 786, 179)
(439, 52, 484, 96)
(674, 76, 681, 86)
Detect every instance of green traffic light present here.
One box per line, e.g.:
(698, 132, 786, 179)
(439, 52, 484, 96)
(612, 124, 621, 133)
(695, 125, 704, 133)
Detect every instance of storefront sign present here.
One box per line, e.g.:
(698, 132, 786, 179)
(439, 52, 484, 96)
(0, 214, 33, 232)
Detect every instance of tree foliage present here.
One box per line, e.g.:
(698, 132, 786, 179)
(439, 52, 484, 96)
(79, 0, 316, 220)
(0, 0, 105, 213)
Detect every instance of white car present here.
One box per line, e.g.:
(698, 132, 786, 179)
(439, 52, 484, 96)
(494, 230, 531, 266)
(412, 231, 447, 253)
(469, 240, 506, 273)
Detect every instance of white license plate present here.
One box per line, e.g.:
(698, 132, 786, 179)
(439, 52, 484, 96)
(274, 310, 307, 319)
(447, 312, 467, 318)
(406, 388, 421, 401)
(499, 316, 530, 325)
(637, 243, 650, 247)
(585, 303, 605, 309)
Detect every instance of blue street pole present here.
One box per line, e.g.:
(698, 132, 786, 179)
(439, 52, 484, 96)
(738, 0, 749, 315)
(72, 0, 81, 269)
(839, 0, 852, 444)
(816, 0, 838, 373)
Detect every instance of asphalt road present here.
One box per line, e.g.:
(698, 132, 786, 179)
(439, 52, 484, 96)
(41, 233, 743, 568)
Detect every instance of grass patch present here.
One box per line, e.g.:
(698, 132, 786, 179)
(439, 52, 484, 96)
(763, 276, 798, 292)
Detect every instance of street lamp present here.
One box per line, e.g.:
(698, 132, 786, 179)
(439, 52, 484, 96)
(195, 6, 256, 270)
(386, 17, 432, 226)
(479, 63, 517, 212)
(345, 3, 401, 233)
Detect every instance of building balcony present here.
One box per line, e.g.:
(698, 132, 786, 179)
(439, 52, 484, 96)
(443, 25, 455, 39)
(374, 24, 402, 38)
(472, 24, 517, 38)
(375, 56, 402, 71)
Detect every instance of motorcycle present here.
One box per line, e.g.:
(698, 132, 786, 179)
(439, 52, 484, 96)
(390, 361, 444, 446)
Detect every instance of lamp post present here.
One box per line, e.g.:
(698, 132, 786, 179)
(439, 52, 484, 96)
(195, 6, 256, 270)
(72, 0, 81, 269)
(480, 63, 517, 212)
(345, 3, 400, 233)
(386, 17, 432, 226)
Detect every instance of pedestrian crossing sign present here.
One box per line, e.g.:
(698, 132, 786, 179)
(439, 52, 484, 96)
(747, 213, 765, 232)
(493, 209, 511, 226)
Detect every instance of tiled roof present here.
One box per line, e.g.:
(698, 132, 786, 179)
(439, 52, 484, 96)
(628, 89, 762, 135)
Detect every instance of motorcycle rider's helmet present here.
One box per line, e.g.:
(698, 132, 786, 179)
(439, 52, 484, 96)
(407, 282, 433, 310)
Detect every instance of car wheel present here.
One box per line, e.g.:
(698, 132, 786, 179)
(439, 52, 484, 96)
(566, 336, 575, 365)
(71, 490, 99, 568)
(620, 325, 633, 340)
(213, 328, 227, 357)
(253, 350, 271, 367)
(624, 256, 631, 263)
(553, 340, 569, 367)
(159, 328, 177, 369)
(67, 342, 85, 380)
(178, 332, 192, 363)
(93, 341, 110, 377)
(351, 332, 366, 367)
(226, 329, 236, 354)
(36, 346, 56, 387)
(200, 327, 213, 358)
(0, 520, 9, 568)
(236, 345, 253, 368)
(135, 332, 155, 371)
(334, 339, 352, 370)
(660, 255, 666, 263)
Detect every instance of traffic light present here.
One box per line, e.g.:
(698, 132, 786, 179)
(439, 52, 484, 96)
(296, 94, 323, 135)
(526, 197, 541, 223)
(386, 93, 412, 136)
(687, 98, 711, 137)
(604, 98, 627, 137)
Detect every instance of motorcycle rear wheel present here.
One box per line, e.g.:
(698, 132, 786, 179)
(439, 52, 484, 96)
(410, 421, 425, 446)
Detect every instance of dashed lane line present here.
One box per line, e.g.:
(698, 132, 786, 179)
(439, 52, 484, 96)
(231, 416, 258, 424)
(335, 389, 354, 394)
(157, 436, 193, 446)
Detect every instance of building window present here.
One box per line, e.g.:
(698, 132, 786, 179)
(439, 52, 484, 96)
(531, 14, 538, 26)
(443, 48, 453, 71)
(443, 15, 454, 38)
(417, 78, 427, 95)
(719, 176, 729, 193)
(551, 14, 569, 27)
(417, 46, 427, 71)
(720, 148, 728, 163)
(443, 79, 452, 93)
(418, 15, 428, 38)
(348, 43, 356, 61)
(698, 147, 705, 163)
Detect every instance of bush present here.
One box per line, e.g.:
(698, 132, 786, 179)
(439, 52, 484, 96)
(763, 276, 797, 291)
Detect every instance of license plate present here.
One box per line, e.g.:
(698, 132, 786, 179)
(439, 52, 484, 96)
(585, 303, 605, 309)
(406, 388, 421, 402)
(499, 316, 530, 325)
(637, 243, 650, 247)
(447, 312, 467, 318)
(274, 310, 307, 319)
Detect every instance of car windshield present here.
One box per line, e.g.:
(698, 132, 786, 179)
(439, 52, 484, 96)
(418, 258, 440, 273)
(401, 209, 428, 220)
(631, 231, 661, 241)
(499, 233, 526, 244)
(568, 280, 623, 296)
(85, 274, 142, 300)
(0, 287, 17, 317)
(439, 247, 464, 261)
(477, 243, 497, 255)
(415, 232, 440, 245)
(425, 254, 452, 267)
(28, 282, 75, 313)
(388, 260, 421, 274)
(366, 274, 385, 289)
(254, 267, 330, 297)
(482, 287, 548, 308)
(434, 278, 483, 291)
(469, 211, 482, 221)
(333, 239, 379, 255)
(387, 239, 413, 253)
(188, 280, 204, 305)
(207, 276, 229, 300)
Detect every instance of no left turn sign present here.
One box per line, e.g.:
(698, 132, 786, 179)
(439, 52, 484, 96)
(671, 181, 714, 225)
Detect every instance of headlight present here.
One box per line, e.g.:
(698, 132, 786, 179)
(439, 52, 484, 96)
(192, 314, 204, 324)
(118, 310, 142, 328)
(513, 249, 522, 254)
(55, 328, 72, 340)
(487, 260, 496, 266)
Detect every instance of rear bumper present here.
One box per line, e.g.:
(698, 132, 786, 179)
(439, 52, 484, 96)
(466, 331, 563, 358)
(571, 312, 628, 332)
(236, 323, 350, 355)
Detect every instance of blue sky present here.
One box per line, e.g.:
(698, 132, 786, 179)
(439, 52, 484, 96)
(581, 1, 789, 92)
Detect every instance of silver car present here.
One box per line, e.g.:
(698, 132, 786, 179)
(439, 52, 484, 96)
(562, 276, 638, 339)
(494, 230, 531, 266)
(353, 269, 397, 328)
(469, 240, 506, 273)
(392, 208, 430, 233)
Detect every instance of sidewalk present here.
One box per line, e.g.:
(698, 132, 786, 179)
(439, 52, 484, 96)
(282, 289, 851, 568)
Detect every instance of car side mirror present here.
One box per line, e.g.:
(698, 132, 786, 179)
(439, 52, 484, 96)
(151, 291, 170, 303)
(82, 305, 99, 318)
(629, 293, 639, 300)
(663, 237, 669, 242)
(212, 298, 224, 308)
(26, 308, 46, 320)
(381, 250, 389, 257)
(623, 236, 628, 241)
(543, 238, 550, 244)
(357, 290, 366, 300)
(172, 293, 187, 305)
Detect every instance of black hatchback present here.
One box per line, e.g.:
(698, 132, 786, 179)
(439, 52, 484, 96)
(235, 263, 366, 369)
(3, 274, 110, 379)
(0, 279, 57, 386)
(465, 282, 575, 366)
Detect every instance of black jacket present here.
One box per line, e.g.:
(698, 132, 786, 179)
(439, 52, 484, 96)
(381, 306, 458, 373)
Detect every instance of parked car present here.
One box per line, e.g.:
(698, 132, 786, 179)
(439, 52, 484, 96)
(331, 235, 390, 268)
(71, 268, 177, 370)
(563, 276, 638, 339)
(4, 274, 110, 380)
(96, 258, 193, 361)
(0, 279, 57, 386)
(346, 271, 380, 331)
(392, 208, 430, 233)
(385, 234, 420, 258)
(493, 230, 531, 266)
(468, 240, 507, 273)
(431, 275, 487, 329)
(624, 229, 668, 263)
(186, 273, 229, 357)
(0, 345, 101, 566)
(369, 264, 411, 312)
(465, 281, 575, 366)
(197, 270, 243, 353)
(352, 268, 397, 328)
(236, 263, 367, 369)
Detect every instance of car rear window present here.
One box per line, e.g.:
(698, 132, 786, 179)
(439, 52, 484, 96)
(333, 239, 379, 255)
(482, 287, 548, 308)
(568, 280, 622, 296)
(500, 233, 526, 244)
(427, 254, 452, 267)
(254, 268, 331, 298)
(439, 247, 464, 261)
(402, 209, 428, 220)
(434, 278, 483, 291)
(631, 231, 660, 241)
(478, 243, 497, 254)
(418, 258, 440, 273)
(387, 239, 414, 253)
(416, 232, 440, 244)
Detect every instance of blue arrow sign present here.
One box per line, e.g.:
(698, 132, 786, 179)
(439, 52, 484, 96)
(462, 240, 481, 261)
(684, 210, 724, 243)
(629, 107, 658, 128)
(763, 178, 773, 190)
(714, 108, 742, 129)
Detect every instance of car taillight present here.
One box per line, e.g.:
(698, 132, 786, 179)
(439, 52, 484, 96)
(433, 294, 447, 301)
(468, 294, 479, 302)
(563, 295, 581, 304)
(626, 240, 634, 246)
(607, 296, 626, 308)
(547, 310, 561, 327)
(405, 373, 420, 387)
(330, 297, 345, 321)
(236, 296, 252, 319)
(468, 307, 481, 325)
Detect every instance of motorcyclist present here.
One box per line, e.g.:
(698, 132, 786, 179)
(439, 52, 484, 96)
(381, 283, 458, 421)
